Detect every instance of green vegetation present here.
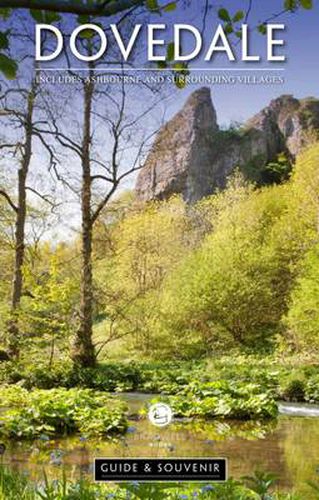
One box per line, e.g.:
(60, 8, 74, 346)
(0, 466, 315, 499)
(1, 140, 319, 366)
(0, 1, 318, 494)
(1, 106, 319, 491)
(152, 381, 278, 420)
(0, 387, 128, 439)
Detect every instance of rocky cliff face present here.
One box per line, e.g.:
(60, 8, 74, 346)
(135, 88, 319, 203)
(135, 88, 219, 203)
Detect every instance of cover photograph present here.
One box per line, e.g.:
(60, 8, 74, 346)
(0, 0, 319, 498)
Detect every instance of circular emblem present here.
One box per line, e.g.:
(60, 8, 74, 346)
(148, 403, 173, 427)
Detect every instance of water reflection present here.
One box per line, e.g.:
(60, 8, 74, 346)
(2, 416, 319, 495)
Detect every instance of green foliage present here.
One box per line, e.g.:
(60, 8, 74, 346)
(300, 0, 313, 9)
(0, 465, 305, 499)
(285, 245, 319, 354)
(242, 470, 278, 499)
(0, 360, 142, 392)
(146, 0, 159, 12)
(1, 354, 319, 409)
(258, 24, 267, 35)
(0, 359, 204, 393)
(240, 152, 292, 185)
(95, 197, 193, 358)
(0, 386, 127, 439)
(20, 255, 79, 365)
(163, 2, 177, 13)
(30, 10, 61, 23)
(70, 362, 143, 392)
(160, 176, 291, 349)
(0, 53, 17, 79)
(304, 375, 319, 403)
(218, 8, 231, 22)
(0, 360, 73, 389)
(265, 153, 292, 184)
(284, 0, 298, 10)
(217, 8, 247, 39)
(281, 379, 306, 402)
(148, 380, 278, 420)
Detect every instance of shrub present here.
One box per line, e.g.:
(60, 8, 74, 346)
(148, 380, 278, 420)
(0, 361, 142, 392)
(285, 245, 319, 354)
(305, 375, 319, 403)
(0, 386, 128, 439)
(281, 379, 306, 402)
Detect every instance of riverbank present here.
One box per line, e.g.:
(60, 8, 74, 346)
(0, 354, 319, 497)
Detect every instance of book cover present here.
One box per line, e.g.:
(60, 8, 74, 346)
(0, 1, 318, 498)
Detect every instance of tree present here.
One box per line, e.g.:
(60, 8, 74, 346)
(33, 44, 163, 365)
(94, 196, 191, 357)
(285, 245, 319, 354)
(0, 195, 15, 332)
(0, 21, 58, 355)
(0, 70, 40, 355)
(22, 252, 79, 366)
(159, 174, 291, 350)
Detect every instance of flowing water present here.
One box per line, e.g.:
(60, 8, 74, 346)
(2, 394, 319, 497)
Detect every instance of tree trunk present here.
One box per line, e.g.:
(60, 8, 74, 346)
(8, 81, 35, 357)
(71, 76, 96, 367)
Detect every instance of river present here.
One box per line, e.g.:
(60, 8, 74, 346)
(2, 394, 319, 497)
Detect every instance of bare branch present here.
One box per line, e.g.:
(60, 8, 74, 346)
(26, 186, 58, 211)
(0, 190, 18, 213)
(244, 0, 253, 23)
(91, 182, 118, 225)
(91, 174, 113, 183)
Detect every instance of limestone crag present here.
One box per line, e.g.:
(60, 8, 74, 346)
(135, 88, 319, 203)
(135, 88, 218, 203)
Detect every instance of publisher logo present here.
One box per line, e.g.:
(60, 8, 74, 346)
(94, 458, 227, 482)
(148, 403, 173, 427)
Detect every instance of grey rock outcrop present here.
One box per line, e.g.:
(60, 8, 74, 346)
(135, 88, 219, 203)
(135, 89, 319, 203)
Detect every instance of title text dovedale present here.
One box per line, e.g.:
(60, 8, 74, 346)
(36, 23, 286, 63)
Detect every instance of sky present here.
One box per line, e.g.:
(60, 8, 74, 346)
(18, 0, 318, 126)
(158, 0, 319, 125)
(1, 0, 319, 241)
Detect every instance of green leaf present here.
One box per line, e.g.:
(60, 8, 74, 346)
(78, 29, 95, 39)
(78, 23, 103, 39)
(173, 62, 188, 71)
(77, 15, 90, 24)
(0, 31, 9, 50)
(258, 24, 267, 35)
(167, 41, 175, 62)
(175, 77, 186, 89)
(225, 23, 234, 34)
(0, 8, 11, 19)
(30, 9, 61, 23)
(30, 9, 44, 22)
(0, 53, 18, 79)
(146, 0, 159, 11)
(44, 11, 61, 23)
(300, 0, 313, 9)
(157, 61, 167, 69)
(163, 1, 176, 12)
(284, 0, 297, 10)
(218, 8, 231, 22)
(233, 10, 245, 22)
